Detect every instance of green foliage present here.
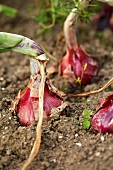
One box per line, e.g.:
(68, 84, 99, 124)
(82, 109, 91, 129)
(73, 2, 98, 23)
(96, 32, 104, 40)
(0, 32, 43, 57)
(0, 4, 17, 17)
(0, 32, 22, 50)
(82, 109, 91, 118)
(35, 0, 98, 35)
(35, 0, 74, 35)
(83, 119, 90, 129)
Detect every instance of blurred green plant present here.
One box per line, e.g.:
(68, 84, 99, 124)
(34, 0, 98, 35)
(0, 4, 17, 17)
(82, 109, 91, 129)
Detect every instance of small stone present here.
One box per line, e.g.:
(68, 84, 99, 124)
(53, 159, 56, 163)
(9, 116, 12, 120)
(0, 77, 4, 81)
(76, 142, 82, 147)
(100, 135, 104, 142)
(18, 126, 25, 132)
(58, 135, 63, 139)
(1, 87, 5, 91)
(75, 134, 78, 137)
(95, 152, 100, 157)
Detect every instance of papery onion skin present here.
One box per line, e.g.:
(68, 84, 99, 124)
(60, 45, 98, 86)
(11, 77, 65, 126)
(91, 93, 113, 133)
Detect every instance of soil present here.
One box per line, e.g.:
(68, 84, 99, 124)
(1, 1, 113, 170)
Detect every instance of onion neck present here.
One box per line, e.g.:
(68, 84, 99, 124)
(64, 0, 89, 50)
(64, 8, 78, 50)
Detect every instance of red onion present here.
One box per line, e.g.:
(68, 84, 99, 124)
(91, 93, 113, 133)
(60, 7, 98, 87)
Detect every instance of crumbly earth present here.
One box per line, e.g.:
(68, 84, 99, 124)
(1, 1, 113, 170)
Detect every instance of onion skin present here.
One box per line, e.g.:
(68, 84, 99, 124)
(11, 76, 64, 126)
(91, 93, 113, 133)
(60, 45, 98, 86)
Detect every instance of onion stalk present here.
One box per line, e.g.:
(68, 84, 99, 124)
(59, 1, 98, 87)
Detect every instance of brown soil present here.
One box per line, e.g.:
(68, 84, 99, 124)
(1, 1, 113, 170)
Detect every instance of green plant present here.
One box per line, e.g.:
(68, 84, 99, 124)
(0, 4, 17, 17)
(35, 0, 98, 35)
(35, 0, 73, 34)
(82, 109, 91, 129)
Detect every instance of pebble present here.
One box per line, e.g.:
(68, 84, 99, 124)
(0, 77, 4, 81)
(75, 134, 78, 137)
(4, 126, 8, 130)
(53, 159, 56, 163)
(18, 126, 25, 132)
(100, 135, 104, 142)
(2, 135, 5, 139)
(1, 135, 9, 143)
(9, 116, 12, 120)
(95, 152, 101, 157)
(58, 135, 63, 139)
(76, 142, 82, 147)
(1, 87, 5, 91)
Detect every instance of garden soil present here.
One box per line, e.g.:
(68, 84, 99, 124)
(1, 1, 113, 170)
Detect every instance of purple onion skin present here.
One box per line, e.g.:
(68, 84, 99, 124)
(31, 42, 44, 54)
(11, 78, 64, 126)
(44, 83, 63, 117)
(91, 93, 113, 133)
(16, 88, 36, 126)
(60, 44, 98, 86)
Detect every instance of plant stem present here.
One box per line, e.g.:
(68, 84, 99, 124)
(41, 45, 58, 62)
(21, 59, 47, 170)
(64, 8, 78, 49)
(64, 0, 89, 49)
(67, 78, 113, 97)
(30, 57, 40, 75)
